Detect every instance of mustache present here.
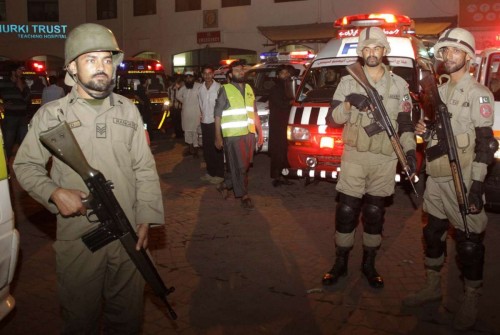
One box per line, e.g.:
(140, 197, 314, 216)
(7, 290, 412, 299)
(92, 72, 109, 78)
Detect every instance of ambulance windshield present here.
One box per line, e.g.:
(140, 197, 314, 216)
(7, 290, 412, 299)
(486, 52, 500, 102)
(245, 67, 300, 97)
(297, 56, 418, 102)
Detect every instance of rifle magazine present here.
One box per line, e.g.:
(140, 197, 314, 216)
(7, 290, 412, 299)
(82, 225, 119, 252)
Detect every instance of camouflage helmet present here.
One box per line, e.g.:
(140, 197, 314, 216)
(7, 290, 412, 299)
(434, 28, 475, 61)
(64, 23, 124, 86)
(356, 27, 391, 57)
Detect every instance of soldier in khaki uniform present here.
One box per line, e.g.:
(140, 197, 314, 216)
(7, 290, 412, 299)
(13, 23, 164, 334)
(322, 27, 416, 289)
(403, 28, 497, 331)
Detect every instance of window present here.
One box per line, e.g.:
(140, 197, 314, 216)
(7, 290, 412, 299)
(221, 0, 250, 7)
(275, 0, 304, 2)
(175, 0, 201, 12)
(0, 0, 5, 21)
(133, 0, 156, 16)
(97, 0, 117, 20)
(27, 0, 59, 22)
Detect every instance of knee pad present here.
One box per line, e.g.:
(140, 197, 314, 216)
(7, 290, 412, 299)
(423, 214, 449, 258)
(362, 194, 385, 235)
(335, 193, 362, 233)
(456, 230, 485, 281)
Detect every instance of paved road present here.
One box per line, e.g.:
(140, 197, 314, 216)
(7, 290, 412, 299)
(2, 134, 500, 334)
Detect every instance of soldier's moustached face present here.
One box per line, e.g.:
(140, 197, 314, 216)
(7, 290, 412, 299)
(361, 44, 386, 67)
(72, 51, 114, 94)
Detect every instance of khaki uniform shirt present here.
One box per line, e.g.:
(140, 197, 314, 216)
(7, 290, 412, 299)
(332, 64, 415, 165)
(13, 87, 164, 240)
(426, 74, 495, 182)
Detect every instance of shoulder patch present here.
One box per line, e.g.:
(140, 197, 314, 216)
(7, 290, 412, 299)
(402, 101, 412, 113)
(479, 96, 490, 104)
(480, 104, 493, 118)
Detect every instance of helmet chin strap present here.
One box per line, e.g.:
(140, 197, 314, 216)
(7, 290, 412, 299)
(70, 72, 115, 99)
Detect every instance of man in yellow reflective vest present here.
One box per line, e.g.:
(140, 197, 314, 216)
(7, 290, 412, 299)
(214, 60, 263, 210)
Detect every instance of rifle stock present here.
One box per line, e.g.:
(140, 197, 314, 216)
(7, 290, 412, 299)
(346, 62, 418, 197)
(40, 122, 177, 320)
(420, 75, 470, 237)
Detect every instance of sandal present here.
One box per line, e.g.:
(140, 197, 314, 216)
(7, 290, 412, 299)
(216, 182, 229, 200)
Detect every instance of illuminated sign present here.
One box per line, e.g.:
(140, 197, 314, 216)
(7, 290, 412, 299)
(0, 24, 68, 39)
(197, 31, 221, 44)
(337, 28, 402, 38)
(127, 70, 155, 74)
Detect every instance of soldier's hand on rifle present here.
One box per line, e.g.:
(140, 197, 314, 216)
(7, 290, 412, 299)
(345, 93, 371, 111)
(406, 149, 417, 180)
(415, 118, 427, 135)
(50, 187, 87, 217)
(136, 223, 150, 250)
(468, 180, 484, 214)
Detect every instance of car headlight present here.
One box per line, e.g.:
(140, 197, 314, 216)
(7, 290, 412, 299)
(287, 126, 310, 141)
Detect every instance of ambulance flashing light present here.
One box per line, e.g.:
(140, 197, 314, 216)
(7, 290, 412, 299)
(334, 13, 415, 38)
(24, 60, 46, 73)
(119, 59, 164, 72)
(259, 51, 315, 62)
(219, 58, 239, 66)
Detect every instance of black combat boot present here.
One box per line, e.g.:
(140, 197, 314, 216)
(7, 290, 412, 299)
(361, 247, 384, 288)
(322, 247, 350, 285)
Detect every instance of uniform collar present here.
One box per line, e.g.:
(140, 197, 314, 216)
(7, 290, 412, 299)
(67, 85, 120, 107)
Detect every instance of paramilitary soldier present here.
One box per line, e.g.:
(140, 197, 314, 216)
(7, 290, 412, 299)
(403, 28, 497, 331)
(13, 23, 164, 334)
(322, 27, 417, 288)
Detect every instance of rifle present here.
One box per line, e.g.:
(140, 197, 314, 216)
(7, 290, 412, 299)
(39, 122, 177, 320)
(419, 74, 470, 237)
(346, 62, 418, 197)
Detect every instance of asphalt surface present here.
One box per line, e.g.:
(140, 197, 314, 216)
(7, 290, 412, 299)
(1, 132, 500, 335)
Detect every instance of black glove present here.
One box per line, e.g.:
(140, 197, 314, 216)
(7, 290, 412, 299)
(405, 149, 417, 177)
(345, 93, 371, 111)
(468, 180, 484, 214)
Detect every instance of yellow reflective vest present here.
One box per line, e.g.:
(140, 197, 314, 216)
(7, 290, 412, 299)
(221, 84, 256, 137)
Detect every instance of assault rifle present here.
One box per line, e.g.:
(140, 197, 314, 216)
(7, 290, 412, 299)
(346, 62, 418, 197)
(420, 74, 470, 237)
(39, 122, 177, 320)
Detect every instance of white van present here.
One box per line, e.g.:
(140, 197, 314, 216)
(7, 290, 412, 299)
(0, 127, 19, 321)
(472, 48, 500, 211)
(284, 14, 431, 181)
(244, 51, 314, 152)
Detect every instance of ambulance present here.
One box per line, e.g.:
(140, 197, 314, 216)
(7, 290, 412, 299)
(115, 57, 171, 133)
(22, 60, 49, 117)
(472, 48, 500, 211)
(244, 51, 314, 152)
(283, 14, 430, 181)
(0, 128, 20, 321)
(0, 59, 49, 121)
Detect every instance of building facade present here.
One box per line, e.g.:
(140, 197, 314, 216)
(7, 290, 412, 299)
(0, 0, 496, 76)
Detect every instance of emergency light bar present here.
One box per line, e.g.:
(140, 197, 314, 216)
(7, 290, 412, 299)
(220, 59, 239, 66)
(334, 13, 412, 28)
(334, 13, 414, 38)
(289, 50, 316, 60)
(25, 60, 46, 72)
(260, 52, 278, 60)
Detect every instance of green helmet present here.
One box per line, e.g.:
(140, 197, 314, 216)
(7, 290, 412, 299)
(64, 23, 124, 86)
